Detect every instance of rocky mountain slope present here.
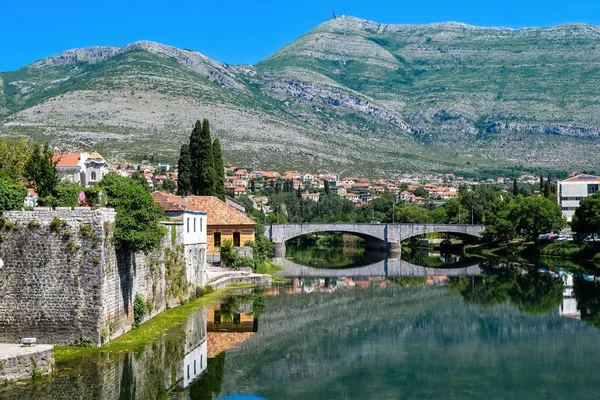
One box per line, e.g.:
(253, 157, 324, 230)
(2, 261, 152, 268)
(2, 17, 600, 174)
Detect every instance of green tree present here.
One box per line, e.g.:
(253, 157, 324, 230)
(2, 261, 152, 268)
(539, 174, 544, 191)
(510, 195, 566, 240)
(324, 180, 331, 195)
(482, 199, 516, 245)
(176, 143, 192, 195)
(0, 179, 27, 211)
(189, 121, 203, 195)
(572, 192, 600, 237)
(212, 138, 226, 201)
(512, 179, 519, 196)
(250, 179, 256, 193)
(24, 142, 59, 198)
(53, 182, 84, 207)
(99, 174, 166, 253)
(392, 205, 432, 223)
(0, 138, 32, 181)
(193, 119, 217, 196)
(161, 179, 177, 194)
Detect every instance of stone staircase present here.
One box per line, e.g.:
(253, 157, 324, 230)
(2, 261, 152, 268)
(206, 267, 272, 290)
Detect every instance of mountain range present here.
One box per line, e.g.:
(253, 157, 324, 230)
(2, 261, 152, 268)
(2, 16, 600, 175)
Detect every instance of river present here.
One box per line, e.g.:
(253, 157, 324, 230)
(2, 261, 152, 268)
(2, 243, 600, 399)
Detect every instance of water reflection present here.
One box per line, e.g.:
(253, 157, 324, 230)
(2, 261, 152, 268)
(0, 291, 263, 400)
(3, 261, 600, 399)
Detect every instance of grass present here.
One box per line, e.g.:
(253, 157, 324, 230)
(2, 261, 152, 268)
(54, 286, 249, 363)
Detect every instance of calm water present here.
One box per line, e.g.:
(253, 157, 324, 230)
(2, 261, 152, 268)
(3, 251, 600, 399)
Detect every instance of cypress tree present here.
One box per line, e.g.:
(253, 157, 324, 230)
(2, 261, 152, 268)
(176, 144, 192, 196)
(539, 174, 544, 191)
(250, 179, 256, 193)
(512, 179, 519, 196)
(189, 120, 203, 195)
(324, 180, 331, 195)
(197, 119, 217, 196)
(544, 179, 552, 198)
(212, 138, 226, 201)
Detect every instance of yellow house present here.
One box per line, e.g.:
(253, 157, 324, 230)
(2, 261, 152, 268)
(184, 196, 256, 255)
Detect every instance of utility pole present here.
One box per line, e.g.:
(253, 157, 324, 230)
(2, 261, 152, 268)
(459, 208, 461, 224)
(471, 206, 474, 225)
(392, 204, 395, 224)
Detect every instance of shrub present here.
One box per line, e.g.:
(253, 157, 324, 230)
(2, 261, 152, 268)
(4, 221, 19, 230)
(31, 369, 43, 379)
(81, 224, 93, 238)
(219, 239, 236, 267)
(50, 217, 61, 232)
(133, 293, 147, 328)
(28, 220, 41, 229)
(232, 255, 254, 270)
(196, 285, 214, 298)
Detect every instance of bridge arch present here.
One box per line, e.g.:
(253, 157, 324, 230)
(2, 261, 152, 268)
(265, 223, 484, 257)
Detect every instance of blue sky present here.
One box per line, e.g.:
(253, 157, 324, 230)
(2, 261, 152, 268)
(2, 0, 600, 71)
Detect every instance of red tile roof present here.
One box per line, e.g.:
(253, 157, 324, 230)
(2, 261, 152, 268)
(152, 192, 255, 226)
(53, 153, 81, 167)
(187, 196, 255, 226)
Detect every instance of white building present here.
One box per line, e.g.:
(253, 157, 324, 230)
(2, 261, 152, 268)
(54, 152, 109, 187)
(557, 175, 600, 222)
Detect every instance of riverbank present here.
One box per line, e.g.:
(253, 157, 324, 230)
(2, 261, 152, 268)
(466, 240, 600, 266)
(54, 286, 246, 363)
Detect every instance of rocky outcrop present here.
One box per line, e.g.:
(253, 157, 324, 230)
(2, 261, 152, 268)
(32, 46, 120, 67)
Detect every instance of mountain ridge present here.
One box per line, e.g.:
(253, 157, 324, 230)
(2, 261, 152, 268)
(2, 16, 600, 175)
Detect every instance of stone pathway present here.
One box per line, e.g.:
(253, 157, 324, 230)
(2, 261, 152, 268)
(206, 267, 271, 290)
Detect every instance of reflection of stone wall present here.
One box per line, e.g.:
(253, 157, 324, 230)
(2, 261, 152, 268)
(0, 306, 210, 398)
(0, 210, 206, 346)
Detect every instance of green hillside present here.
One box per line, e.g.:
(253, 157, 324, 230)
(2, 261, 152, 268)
(2, 18, 600, 174)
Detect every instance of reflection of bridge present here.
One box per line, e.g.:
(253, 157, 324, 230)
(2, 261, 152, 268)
(265, 223, 485, 257)
(272, 257, 482, 278)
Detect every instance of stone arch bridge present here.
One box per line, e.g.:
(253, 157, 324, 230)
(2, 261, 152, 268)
(265, 223, 484, 257)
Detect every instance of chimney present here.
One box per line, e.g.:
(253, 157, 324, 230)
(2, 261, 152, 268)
(181, 196, 187, 210)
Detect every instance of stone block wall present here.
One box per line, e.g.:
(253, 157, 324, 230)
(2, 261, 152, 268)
(0, 345, 55, 383)
(0, 209, 207, 346)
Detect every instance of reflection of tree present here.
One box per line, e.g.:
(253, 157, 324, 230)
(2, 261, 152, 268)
(188, 353, 226, 400)
(390, 277, 427, 287)
(286, 242, 385, 269)
(574, 277, 600, 329)
(448, 261, 563, 315)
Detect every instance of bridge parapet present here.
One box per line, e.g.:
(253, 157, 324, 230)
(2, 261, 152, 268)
(266, 223, 484, 251)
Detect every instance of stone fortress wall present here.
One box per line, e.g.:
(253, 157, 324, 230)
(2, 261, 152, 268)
(0, 208, 207, 346)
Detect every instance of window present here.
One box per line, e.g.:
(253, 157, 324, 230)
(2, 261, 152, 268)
(588, 184, 599, 195)
(90, 171, 97, 181)
(234, 313, 241, 324)
(214, 310, 221, 324)
(233, 232, 241, 247)
(193, 218, 196, 232)
(187, 365, 190, 380)
(199, 218, 202, 232)
(194, 360, 197, 375)
(187, 218, 190, 233)
(214, 232, 221, 248)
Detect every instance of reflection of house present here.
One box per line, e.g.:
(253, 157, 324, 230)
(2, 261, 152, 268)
(207, 304, 257, 333)
(560, 274, 581, 319)
(53, 152, 109, 187)
(206, 303, 257, 358)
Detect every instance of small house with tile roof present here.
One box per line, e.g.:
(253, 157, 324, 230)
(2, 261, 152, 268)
(152, 193, 255, 256)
